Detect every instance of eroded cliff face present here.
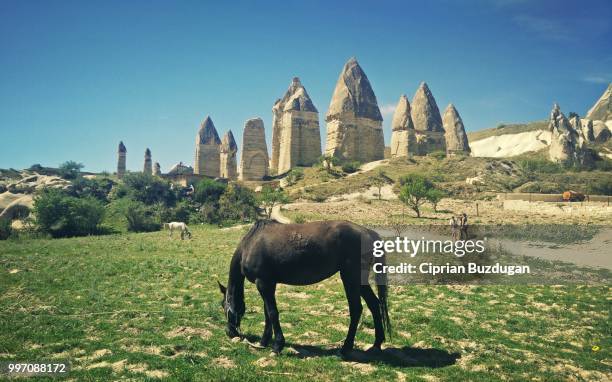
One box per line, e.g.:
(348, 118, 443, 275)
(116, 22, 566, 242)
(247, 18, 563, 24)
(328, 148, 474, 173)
(325, 58, 384, 162)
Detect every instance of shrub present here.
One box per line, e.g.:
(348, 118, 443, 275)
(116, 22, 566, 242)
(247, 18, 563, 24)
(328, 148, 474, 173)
(293, 214, 306, 224)
(517, 159, 563, 176)
(58, 161, 84, 180)
(34, 189, 105, 237)
(426, 188, 445, 212)
(218, 184, 258, 223)
(123, 200, 161, 232)
(120, 173, 176, 206)
(70, 177, 116, 203)
(285, 168, 304, 186)
(341, 161, 361, 174)
(193, 178, 226, 204)
(429, 151, 447, 160)
(586, 179, 612, 195)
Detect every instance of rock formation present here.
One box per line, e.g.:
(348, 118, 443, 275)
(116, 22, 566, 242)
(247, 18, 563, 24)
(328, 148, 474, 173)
(585, 83, 612, 122)
(240, 118, 269, 181)
(167, 162, 193, 176)
(194, 116, 222, 177)
(580, 119, 595, 143)
(153, 162, 161, 176)
(143, 148, 152, 175)
(220, 130, 238, 180)
(117, 141, 127, 179)
(271, 77, 321, 174)
(389, 95, 417, 157)
(443, 104, 471, 155)
(548, 104, 591, 164)
(324, 57, 384, 162)
(593, 120, 612, 143)
(411, 82, 446, 155)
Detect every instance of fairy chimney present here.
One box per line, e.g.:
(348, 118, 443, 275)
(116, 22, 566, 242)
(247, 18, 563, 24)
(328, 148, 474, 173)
(271, 77, 321, 174)
(240, 118, 269, 181)
(220, 130, 238, 180)
(411, 82, 446, 155)
(194, 116, 222, 177)
(324, 57, 384, 162)
(153, 162, 161, 176)
(443, 104, 471, 155)
(117, 141, 127, 178)
(548, 104, 579, 163)
(389, 95, 417, 157)
(143, 148, 152, 175)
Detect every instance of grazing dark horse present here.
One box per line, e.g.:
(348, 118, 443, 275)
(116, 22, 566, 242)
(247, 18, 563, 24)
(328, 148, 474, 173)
(218, 220, 391, 354)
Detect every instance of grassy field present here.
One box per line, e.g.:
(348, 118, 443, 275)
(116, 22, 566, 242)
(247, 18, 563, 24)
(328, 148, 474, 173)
(1, 226, 610, 381)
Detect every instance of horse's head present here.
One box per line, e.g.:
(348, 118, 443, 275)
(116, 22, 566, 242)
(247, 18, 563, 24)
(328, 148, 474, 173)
(218, 281, 244, 338)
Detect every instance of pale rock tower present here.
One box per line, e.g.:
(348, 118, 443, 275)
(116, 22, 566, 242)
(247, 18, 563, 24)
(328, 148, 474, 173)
(153, 162, 161, 176)
(390, 95, 417, 158)
(442, 104, 471, 156)
(271, 77, 321, 174)
(240, 118, 269, 181)
(325, 57, 384, 162)
(220, 130, 238, 180)
(143, 148, 152, 175)
(117, 141, 127, 179)
(194, 116, 222, 177)
(411, 82, 446, 155)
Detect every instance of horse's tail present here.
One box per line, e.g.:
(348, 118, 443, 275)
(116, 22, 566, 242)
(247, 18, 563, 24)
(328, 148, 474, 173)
(371, 231, 392, 338)
(375, 258, 392, 338)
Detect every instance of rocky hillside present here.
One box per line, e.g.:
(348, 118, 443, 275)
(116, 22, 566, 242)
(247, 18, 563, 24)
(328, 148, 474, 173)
(469, 84, 612, 158)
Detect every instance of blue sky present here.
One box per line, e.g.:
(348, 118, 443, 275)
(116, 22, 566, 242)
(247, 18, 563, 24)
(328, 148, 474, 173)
(1, 0, 611, 172)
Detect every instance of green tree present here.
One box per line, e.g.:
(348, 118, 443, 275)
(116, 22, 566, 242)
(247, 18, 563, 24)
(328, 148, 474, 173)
(318, 155, 340, 173)
(58, 161, 84, 179)
(218, 184, 258, 223)
(426, 188, 445, 212)
(398, 174, 434, 218)
(120, 173, 176, 206)
(193, 178, 226, 204)
(258, 186, 289, 219)
(284, 168, 304, 186)
(369, 169, 392, 200)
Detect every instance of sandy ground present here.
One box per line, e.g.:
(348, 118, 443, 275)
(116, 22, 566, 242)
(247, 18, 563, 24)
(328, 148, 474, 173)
(470, 130, 550, 158)
(282, 197, 612, 226)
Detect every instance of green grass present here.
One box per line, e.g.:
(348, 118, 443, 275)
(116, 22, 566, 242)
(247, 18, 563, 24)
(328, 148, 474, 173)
(1, 226, 610, 381)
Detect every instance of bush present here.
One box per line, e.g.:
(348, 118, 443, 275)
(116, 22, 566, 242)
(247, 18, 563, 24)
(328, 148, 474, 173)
(258, 186, 289, 219)
(123, 200, 161, 232)
(218, 184, 258, 223)
(285, 168, 304, 186)
(70, 177, 116, 203)
(34, 189, 105, 237)
(58, 161, 84, 180)
(517, 159, 563, 175)
(120, 173, 176, 206)
(341, 161, 361, 174)
(586, 179, 612, 195)
(429, 151, 447, 160)
(193, 178, 226, 204)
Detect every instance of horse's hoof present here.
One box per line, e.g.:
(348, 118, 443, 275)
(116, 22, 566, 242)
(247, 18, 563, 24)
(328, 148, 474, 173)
(366, 345, 382, 353)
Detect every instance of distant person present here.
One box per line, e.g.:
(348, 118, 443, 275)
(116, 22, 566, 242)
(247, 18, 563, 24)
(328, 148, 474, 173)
(450, 216, 459, 241)
(459, 213, 468, 240)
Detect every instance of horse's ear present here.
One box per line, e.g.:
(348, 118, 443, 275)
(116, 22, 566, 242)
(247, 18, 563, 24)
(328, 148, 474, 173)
(217, 281, 227, 295)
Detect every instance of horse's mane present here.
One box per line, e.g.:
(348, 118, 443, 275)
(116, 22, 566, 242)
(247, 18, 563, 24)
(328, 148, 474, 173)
(240, 219, 280, 247)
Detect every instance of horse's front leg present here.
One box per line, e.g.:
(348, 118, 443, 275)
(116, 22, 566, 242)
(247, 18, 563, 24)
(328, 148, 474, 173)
(255, 279, 284, 353)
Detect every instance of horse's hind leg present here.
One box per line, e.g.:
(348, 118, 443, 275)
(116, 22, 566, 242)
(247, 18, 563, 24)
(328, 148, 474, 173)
(361, 284, 384, 349)
(255, 279, 284, 353)
(259, 302, 272, 347)
(340, 270, 363, 354)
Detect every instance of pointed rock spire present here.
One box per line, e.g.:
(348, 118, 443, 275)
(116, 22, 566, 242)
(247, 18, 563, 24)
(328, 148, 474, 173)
(118, 141, 127, 153)
(221, 130, 238, 152)
(548, 103, 580, 163)
(585, 83, 612, 121)
(271, 77, 321, 174)
(411, 82, 443, 133)
(197, 116, 222, 145)
(194, 116, 221, 177)
(143, 148, 152, 175)
(324, 58, 384, 162)
(443, 104, 471, 155)
(117, 141, 127, 178)
(153, 162, 161, 176)
(391, 95, 414, 131)
(326, 58, 382, 121)
(240, 118, 269, 181)
(390, 95, 417, 158)
(220, 130, 238, 180)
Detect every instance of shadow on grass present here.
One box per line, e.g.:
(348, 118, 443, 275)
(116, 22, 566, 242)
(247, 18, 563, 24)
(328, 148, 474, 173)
(244, 335, 459, 368)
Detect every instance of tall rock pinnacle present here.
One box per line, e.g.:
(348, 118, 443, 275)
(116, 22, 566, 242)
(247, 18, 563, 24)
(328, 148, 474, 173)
(194, 116, 222, 177)
(325, 57, 384, 162)
(143, 148, 152, 175)
(390, 95, 417, 157)
(240, 118, 269, 181)
(411, 82, 446, 154)
(117, 141, 127, 179)
(220, 130, 238, 180)
(443, 104, 471, 155)
(271, 77, 321, 174)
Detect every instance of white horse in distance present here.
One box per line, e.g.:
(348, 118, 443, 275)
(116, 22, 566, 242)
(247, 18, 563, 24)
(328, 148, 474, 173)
(164, 222, 192, 240)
